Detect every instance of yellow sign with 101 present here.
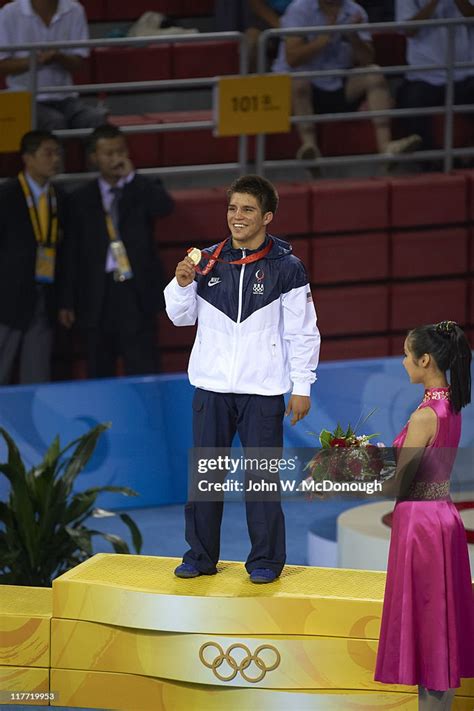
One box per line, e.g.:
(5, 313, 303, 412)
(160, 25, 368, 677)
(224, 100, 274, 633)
(215, 74, 291, 137)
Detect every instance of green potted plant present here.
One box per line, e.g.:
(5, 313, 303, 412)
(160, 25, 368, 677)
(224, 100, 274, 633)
(0, 423, 142, 587)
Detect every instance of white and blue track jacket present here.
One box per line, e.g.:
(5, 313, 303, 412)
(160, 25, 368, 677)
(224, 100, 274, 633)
(164, 235, 320, 397)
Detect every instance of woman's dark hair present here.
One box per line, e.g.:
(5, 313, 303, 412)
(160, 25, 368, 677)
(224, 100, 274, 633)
(407, 321, 472, 413)
(227, 174, 279, 215)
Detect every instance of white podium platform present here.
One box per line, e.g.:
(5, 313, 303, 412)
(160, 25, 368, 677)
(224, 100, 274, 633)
(337, 497, 474, 571)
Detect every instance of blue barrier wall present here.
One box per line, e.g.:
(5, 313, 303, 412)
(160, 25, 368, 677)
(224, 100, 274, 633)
(0, 358, 473, 509)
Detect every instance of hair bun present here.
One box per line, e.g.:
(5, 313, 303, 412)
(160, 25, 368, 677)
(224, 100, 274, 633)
(435, 320, 457, 336)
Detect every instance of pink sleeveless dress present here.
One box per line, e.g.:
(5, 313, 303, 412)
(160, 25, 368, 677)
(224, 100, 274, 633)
(374, 387, 474, 691)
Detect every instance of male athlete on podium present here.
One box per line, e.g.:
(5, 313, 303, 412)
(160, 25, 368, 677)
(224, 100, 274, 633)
(164, 175, 320, 584)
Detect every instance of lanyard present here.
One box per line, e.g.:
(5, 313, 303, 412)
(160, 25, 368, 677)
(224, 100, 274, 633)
(104, 213, 118, 243)
(189, 237, 273, 276)
(18, 172, 58, 246)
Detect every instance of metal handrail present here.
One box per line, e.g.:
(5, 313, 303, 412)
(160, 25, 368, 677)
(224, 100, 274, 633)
(0, 30, 249, 177)
(256, 15, 474, 174)
(2, 16, 473, 179)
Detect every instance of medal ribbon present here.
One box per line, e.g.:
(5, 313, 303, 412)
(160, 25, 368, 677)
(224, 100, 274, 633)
(189, 237, 273, 276)
(18, 172, 58, 246)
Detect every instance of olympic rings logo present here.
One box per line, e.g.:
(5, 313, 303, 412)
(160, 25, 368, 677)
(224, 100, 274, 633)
(198, 642, 281, 683)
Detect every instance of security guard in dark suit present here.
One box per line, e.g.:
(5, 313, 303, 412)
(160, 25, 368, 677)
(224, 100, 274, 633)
(59, 124, 174, 378)
(0, 130, 67, 384)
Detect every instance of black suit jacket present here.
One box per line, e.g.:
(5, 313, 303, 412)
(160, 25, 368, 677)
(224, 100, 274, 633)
(61, 174, 173, 329)
(0, 177, 68, 330)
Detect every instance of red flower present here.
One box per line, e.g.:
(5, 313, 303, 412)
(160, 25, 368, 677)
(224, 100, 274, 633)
(330, 437, 348, 448)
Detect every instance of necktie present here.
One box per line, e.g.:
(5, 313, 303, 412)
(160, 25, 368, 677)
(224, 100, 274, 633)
(38, 191, 49, 242)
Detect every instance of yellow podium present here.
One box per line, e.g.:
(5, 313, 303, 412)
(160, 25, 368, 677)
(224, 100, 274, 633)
(48, 554, 474, 710)
(0, 585, 51, 705)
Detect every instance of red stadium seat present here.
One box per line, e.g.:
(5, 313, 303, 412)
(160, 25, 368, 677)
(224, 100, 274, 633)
(311, 285, 388, 335)
(266, 128, 302, 160)
(93, 45, 172, 84)
(288, 238, 311, 267)
(270, 183, 311, 236)
(162, 0, 214, 15)
(392, 228, 468, 279)
(158, 313, 196, 348)
(467, 170, 474, 221)
(159, 350, 191, 373)
(147, 111, 238, 166)
(72, 58, 93, 85)
(157, 188, 228, 244)
(470, 279, 474, 325)
(471, 227, 474, 272)
(63, 139, 86, 173)
(79, 0, 106, 21)
(372, 32, 407, 67)
(319, 118, 378, 157)
(109, 115, 161, 168)
(390, 174, 468, 227)
(0, 152, 22, 177)
(103, 0, 163, 21)
(0, 76, 6, 90)
(431, 114, 474, 149)
(172, 41, 239, 79)
(391, 279, 467, 330)
(160, 246, 188, 282)
(311, 232, 389, 284)
(310, 179, 389, 233)
(103, 0, 214, 20)
(321, 336, 390, 361)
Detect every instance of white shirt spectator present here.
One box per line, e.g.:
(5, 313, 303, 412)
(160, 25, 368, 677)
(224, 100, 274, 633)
(273, 0, 371, 91)
(0, 0, 89, 100)
(396, 0, 474, 85)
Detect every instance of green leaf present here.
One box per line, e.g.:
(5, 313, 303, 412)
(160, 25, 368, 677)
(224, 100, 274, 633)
(61, 423, 111, 493)
(0, 428, 26, 477)
(81, 485, 138, 498)
(88, 530, 131, 554)
(62, 492, 99, 525)
(319, 430, 332, 448)
(119, 513, 143, 554)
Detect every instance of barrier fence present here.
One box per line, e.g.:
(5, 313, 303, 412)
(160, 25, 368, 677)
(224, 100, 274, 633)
(0, 16, 473, 179)
(256, 16, 474, 175)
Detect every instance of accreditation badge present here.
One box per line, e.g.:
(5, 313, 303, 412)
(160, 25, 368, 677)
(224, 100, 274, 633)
(35, 245, 56, 284)
(110, 239, 133, 282)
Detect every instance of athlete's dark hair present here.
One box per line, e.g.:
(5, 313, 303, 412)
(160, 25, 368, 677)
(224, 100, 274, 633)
(227, 174, 279, 215)
(87, 124, 124, 153)
(407, 321, 472, 413)
(20, 130, 59, 155)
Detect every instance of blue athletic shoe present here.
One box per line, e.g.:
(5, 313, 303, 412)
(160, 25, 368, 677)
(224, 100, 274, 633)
(249, 568, 278, 584)
(174, 563, 202, 579)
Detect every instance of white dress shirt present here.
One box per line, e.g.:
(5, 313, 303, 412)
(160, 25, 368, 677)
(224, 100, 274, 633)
(0, 0, 89, 100)
(396, 0, 474, 85)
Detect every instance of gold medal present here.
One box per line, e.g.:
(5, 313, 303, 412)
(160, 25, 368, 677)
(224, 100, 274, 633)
(187, 247, 202, 265)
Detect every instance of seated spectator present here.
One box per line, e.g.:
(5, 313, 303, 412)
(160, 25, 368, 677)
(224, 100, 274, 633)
(246, 0, 294, 71)
(396, 0, 474, 151)
(0, 0, 108, 131)
(273, 0, 421, 165)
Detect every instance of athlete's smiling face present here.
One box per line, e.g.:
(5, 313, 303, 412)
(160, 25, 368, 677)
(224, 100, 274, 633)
(227, 192, 273, 250)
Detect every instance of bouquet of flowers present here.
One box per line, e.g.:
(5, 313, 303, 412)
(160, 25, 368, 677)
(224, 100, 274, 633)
(302, 411, 391, 497)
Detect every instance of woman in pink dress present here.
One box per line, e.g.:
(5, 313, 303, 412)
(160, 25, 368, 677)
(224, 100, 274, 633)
(375, 320, 474, 710)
